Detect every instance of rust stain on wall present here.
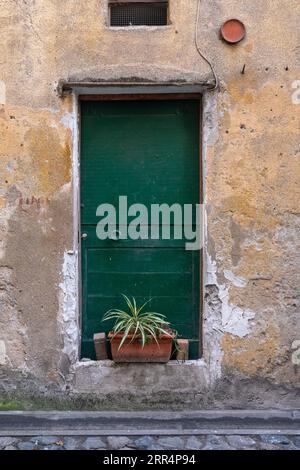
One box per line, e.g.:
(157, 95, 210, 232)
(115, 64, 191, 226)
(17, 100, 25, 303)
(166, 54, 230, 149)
(222, 324, 281, 376)
(25, 126, 71, 196)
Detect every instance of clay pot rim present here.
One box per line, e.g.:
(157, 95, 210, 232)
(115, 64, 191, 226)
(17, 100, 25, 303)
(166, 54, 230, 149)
(108, 331, 176, 340)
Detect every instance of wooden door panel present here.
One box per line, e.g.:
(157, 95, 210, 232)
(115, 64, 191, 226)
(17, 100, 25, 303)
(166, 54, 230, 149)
(81, 99, 201, 360)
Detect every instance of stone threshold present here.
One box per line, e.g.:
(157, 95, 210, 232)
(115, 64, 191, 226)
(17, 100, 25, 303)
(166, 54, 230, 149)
(0, 410, 299, 436)
(70, 359, 210, 394)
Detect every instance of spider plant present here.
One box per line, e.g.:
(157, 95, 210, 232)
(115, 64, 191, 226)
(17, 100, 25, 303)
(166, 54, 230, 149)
(102, 294, 173, 350)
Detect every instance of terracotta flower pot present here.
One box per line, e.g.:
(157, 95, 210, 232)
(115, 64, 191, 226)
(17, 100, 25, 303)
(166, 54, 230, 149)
(108, 332, 175, 363)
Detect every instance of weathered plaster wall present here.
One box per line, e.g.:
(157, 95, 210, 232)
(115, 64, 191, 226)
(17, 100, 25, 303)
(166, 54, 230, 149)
(0, 0, 299, 408)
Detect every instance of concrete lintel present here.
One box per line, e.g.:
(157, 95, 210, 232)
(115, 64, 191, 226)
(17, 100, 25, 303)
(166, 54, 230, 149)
(58, 81, 212, 97)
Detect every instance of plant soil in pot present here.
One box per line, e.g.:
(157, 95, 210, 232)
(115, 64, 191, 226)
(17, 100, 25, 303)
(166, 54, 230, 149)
(108, 332, 175, 363)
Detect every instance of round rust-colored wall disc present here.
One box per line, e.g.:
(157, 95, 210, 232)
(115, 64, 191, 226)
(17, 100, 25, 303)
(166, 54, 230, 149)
(220, 19, 246, 44)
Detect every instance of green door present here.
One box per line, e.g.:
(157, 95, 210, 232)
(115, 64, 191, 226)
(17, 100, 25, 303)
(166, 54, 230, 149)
(80, 99, 201, 359)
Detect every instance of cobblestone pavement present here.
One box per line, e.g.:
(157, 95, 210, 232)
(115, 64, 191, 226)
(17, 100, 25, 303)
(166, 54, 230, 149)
(0, 434, 299, 450)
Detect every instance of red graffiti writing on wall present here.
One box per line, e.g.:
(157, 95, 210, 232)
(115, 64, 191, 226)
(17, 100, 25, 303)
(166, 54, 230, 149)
(18, 196, 50, 208)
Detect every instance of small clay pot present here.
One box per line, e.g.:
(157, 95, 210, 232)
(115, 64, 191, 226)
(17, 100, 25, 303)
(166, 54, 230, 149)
(108, 332, 175, 363)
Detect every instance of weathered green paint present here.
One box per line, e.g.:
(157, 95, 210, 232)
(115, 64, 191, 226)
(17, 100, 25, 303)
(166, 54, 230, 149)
(80, 100, 201, 359)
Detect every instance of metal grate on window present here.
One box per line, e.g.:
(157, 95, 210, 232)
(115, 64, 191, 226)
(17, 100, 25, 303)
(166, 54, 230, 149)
(109, 2, 168, 27)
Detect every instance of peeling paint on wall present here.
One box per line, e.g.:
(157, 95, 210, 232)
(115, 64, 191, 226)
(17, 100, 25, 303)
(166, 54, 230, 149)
(59, 251, 79, 365)
(219, 284, 255, 338)
(0, 81, 5, 104)
(205, 254, 255, 339)
(60, 112, 74, 129)
(0, 340, 6, 365)
(224, 270, 247, 288)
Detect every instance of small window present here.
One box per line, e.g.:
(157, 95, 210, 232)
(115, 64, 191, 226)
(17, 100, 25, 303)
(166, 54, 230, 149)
(109, 1, 168, 27)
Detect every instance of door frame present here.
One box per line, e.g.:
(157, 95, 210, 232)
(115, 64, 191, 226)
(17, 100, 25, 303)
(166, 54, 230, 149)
(74, 89, 204, 360)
